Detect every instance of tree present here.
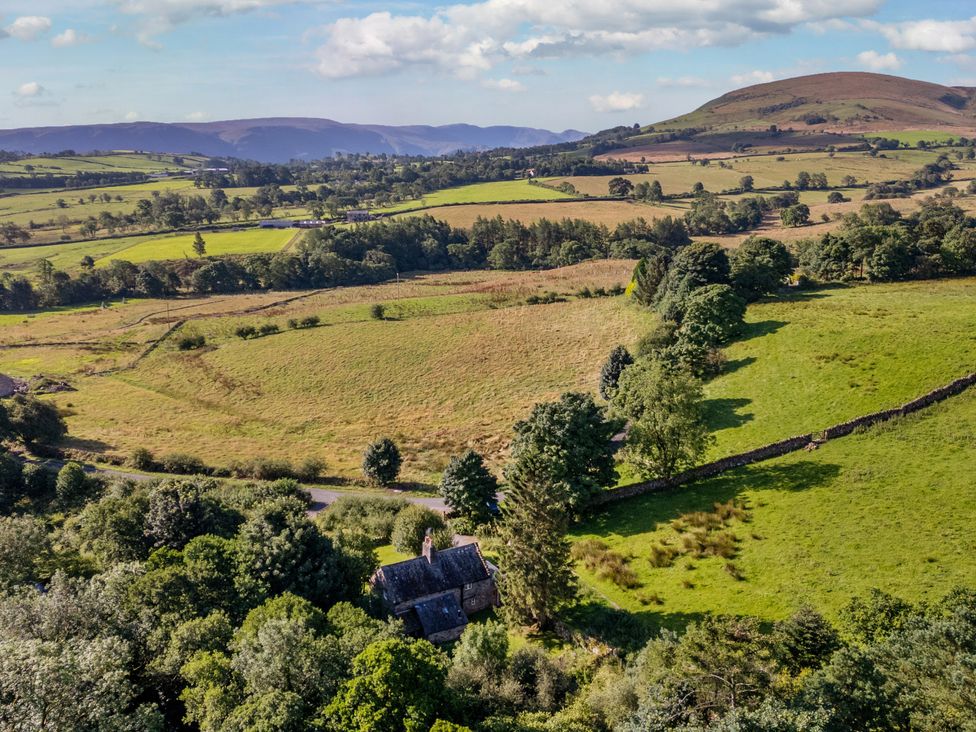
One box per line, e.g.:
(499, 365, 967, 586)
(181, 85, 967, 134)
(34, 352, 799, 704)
(631, 252, 669, 306)
(497, 453, 576, 629)
(390, 504, 449, 554)
(0, 222, 30, 245)
(599, 345, 634, 400)
(321, 637, 451, 732)
(0, 516, 50, 591)
(608, 177, 635, 198)
(362, 438, 401, 486)
(507, 392, 619, 512)
(730, 237, 792, 302)
(440, 450, 498, 524)
(780, 203, 810, 228)
(145, 479, 208, 550)
(6, 395, 67, 445)
(677, 284, 747, 348)
(55, 462, 95, 506)
(613, 359, 712, 480)
(739, 175, 754, 192)
(192, 232, 207, 257)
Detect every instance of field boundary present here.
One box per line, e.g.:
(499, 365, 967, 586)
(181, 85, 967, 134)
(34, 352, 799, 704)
(594, 370, 976, 506)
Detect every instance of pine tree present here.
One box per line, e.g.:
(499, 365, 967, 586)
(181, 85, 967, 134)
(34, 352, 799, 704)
(632, 253, 669, 307)
(599, 345, 633, 400)
(192, 232, 207, 257)
(497, 454, 576, 630)
(440, 450, 498, 524)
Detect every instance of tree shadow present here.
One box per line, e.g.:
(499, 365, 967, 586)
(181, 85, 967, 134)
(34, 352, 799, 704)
(563, 599, 710, 653)
(719, 356, 756, 376)
(579, 460, 842, 541)
(61, 436, 114, 453)
(739, 319, 787, 341)
(703, 397, 754, 431)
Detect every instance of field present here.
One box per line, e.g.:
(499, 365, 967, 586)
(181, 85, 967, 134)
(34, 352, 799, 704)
(376, 179, 575, 214)
(867, 130, 963, 145)
(573, 387, 976, 634)
(399, 200, 687, 228)
(94, 228, 298, 265)
(16, 262, 647, 479)
(0, 152, 206, 177)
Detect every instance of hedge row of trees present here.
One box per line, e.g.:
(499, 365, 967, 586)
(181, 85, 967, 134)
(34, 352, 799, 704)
(797, 196, 976, 282)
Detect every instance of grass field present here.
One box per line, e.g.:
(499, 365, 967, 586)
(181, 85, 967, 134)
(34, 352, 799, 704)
(0, 152, 206, 177)
(866, 131, 963, 146)
(377, 180, 576, 214)
(572, 387, 976, 637)
(21, 262, 646, 479)
(95, 228, 298, 265)
(399, 200, 688, 228)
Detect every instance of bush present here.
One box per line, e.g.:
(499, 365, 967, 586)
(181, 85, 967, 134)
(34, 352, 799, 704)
(158, 453, 208, 475)
(317, 495, 408, 545)
(370, 304, 386, 320)
(5, 395, 67, 445)
(287, 319, 299, 329)
(228, 457, 294, 481)
(258, 323, 279, 337)
(20, 463, 52, 499)
(127, 447, 156, 471)
(235, 325, 257, 339)
(300, 315, 320, 328)
(362, 438, 401, 486)
(177, 334, 206, 351)
(55, 462, 96, 506)
(294, 457, 326, 482)
(390, 504, 449, 554)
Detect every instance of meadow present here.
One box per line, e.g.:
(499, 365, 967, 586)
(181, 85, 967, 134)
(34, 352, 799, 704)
(0, 152, 205, 177)
(398, 200, 687, 228)
(20, 262, 646, 479)
(572, 387, 976, 635)
(376, 179, 576, 213)
(94, 228, 298, 265)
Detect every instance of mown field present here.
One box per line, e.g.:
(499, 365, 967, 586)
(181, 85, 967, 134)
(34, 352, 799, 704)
(94, 228, 298, 265)
(399, 200, 687, 228)
(20, 262, 646, 479)
(377, 179, 575, 214)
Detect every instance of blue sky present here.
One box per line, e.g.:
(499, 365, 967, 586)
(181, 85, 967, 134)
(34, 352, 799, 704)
(2, 0, 976, 132)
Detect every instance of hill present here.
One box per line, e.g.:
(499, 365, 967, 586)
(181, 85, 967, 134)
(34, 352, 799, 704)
(0, 118, 587, 163)
(659, 72, 976, 133)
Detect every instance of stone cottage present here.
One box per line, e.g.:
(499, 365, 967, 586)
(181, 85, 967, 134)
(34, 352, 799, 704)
(371, 534, 498, 643)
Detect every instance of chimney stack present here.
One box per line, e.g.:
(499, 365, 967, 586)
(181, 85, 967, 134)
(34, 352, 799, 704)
(422, 529, 436, 564)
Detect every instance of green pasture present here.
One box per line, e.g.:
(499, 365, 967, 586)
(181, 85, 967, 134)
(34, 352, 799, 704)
(376, 179, 576, 213)
(0, 152, 205, 177)
(865, 130, 963, 146)
(94, 228, 297, 265)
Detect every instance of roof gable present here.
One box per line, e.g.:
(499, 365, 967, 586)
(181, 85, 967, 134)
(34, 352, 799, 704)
(377, 543, 489, 605)
(413, 593, 467, 636)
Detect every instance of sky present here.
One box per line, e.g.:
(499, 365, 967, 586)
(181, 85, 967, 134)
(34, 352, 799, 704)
(2, 0, 976, 132)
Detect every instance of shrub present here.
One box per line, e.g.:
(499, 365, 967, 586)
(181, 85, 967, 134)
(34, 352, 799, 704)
(177, 334, 206, 351)
(55, 462, 96, 506)
(391, 504, 449, 554)
(599, 345, 633, 400)
(300, 315, 320, 328)
(235, 325, 257, 339)
(317, 495, 408, 545)
(5, 395, 67, 445)
(20, 463, 52, 499)
(258, 323, 280, 337)
(287, 319, 299, 329)
(362, 438, 401, 486)
(294, 457, 326, 482)
(570, 539, 640, 589)
(370, 304, 386, 320)
(127, 447, 156, 471)
(439, 450, 498, 524)
(158, 452, 208, 475)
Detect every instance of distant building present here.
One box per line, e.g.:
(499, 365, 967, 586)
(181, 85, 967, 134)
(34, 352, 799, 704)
(371, 535, 498, 643)
(346, 209, 373, 223)
(258, 220, 293, 229)
(293, 219, 329, 229)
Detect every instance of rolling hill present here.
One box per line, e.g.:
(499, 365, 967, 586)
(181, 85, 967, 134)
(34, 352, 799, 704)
(0, 118, 586, 163)
(659, 72, 976, 133)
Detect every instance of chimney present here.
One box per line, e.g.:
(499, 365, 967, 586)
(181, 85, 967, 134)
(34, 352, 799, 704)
(422, 529, 436, 564)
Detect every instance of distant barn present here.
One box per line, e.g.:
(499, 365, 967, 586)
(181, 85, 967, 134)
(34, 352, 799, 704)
(345, 210, 373, 223)
(258, 220, 294, 229)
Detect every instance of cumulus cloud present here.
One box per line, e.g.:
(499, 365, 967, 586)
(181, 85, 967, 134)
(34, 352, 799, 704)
(589, 91, 644, 113)
(5, 16, 52, 41)
(52, 29, 93, 47)
(482, 78, 526, 92)
(312, 0, 884, 79)
(857, 49, 901, 71)
(730, 70, 776, 86)
(870, 16, 976, 53)
(15, 82, 45, 98)
(657, 75, 709, 88)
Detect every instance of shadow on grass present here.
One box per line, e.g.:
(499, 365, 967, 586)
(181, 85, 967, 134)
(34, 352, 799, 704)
(703, 397, 754, 431)
(578, 460, 842, 541)
(720, 356, 756, 376)
(562, 599, 709, 652)
(61, 436, 115, 453)
(739, 319, 787, 341)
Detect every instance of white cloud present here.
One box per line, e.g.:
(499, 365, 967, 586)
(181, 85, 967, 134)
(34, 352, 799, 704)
(730, 70, 776, 86)
(482, 78, 525, 92)
(870, 16, 976, 53)
(857, 49, 901, 71)
(114, 0, 311, 44)
(15, 82, 45, 98)
(52, 29, 92, 47)
(589, 91, 644, 113)
(5, 16, 52, 41)
(657, 75, 709, 88)
(312, 0, 884, 79)
(185, 111, 208, 120)
(125, 111, 140, 120)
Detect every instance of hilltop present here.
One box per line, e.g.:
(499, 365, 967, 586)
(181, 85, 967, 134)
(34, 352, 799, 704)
(0, 118, 586, 163)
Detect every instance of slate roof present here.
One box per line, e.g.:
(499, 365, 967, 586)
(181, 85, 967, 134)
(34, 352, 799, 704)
(376, 544, 490, 606)
(413, 593, 467, 636)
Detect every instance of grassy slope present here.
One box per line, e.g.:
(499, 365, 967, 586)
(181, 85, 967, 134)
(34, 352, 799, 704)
(377, 180, 575, 213)
(573, 387, 976, 630)
(0, 153, 205, 177)
(95, 228, 297, 265)
(398, 200, 686, 228)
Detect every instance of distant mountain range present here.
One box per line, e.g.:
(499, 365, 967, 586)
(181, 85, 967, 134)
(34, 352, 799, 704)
(0, 118, 587, 163)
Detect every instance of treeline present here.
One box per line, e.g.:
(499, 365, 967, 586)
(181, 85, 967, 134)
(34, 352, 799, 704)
(797, 194, 976, 282)
(0, 170, 149, 190)
(4, 214, 693, 309)
(864, 156, 956, 199)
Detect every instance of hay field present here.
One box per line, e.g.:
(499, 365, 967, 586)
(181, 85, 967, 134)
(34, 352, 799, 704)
(399, 200, 688, 228)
